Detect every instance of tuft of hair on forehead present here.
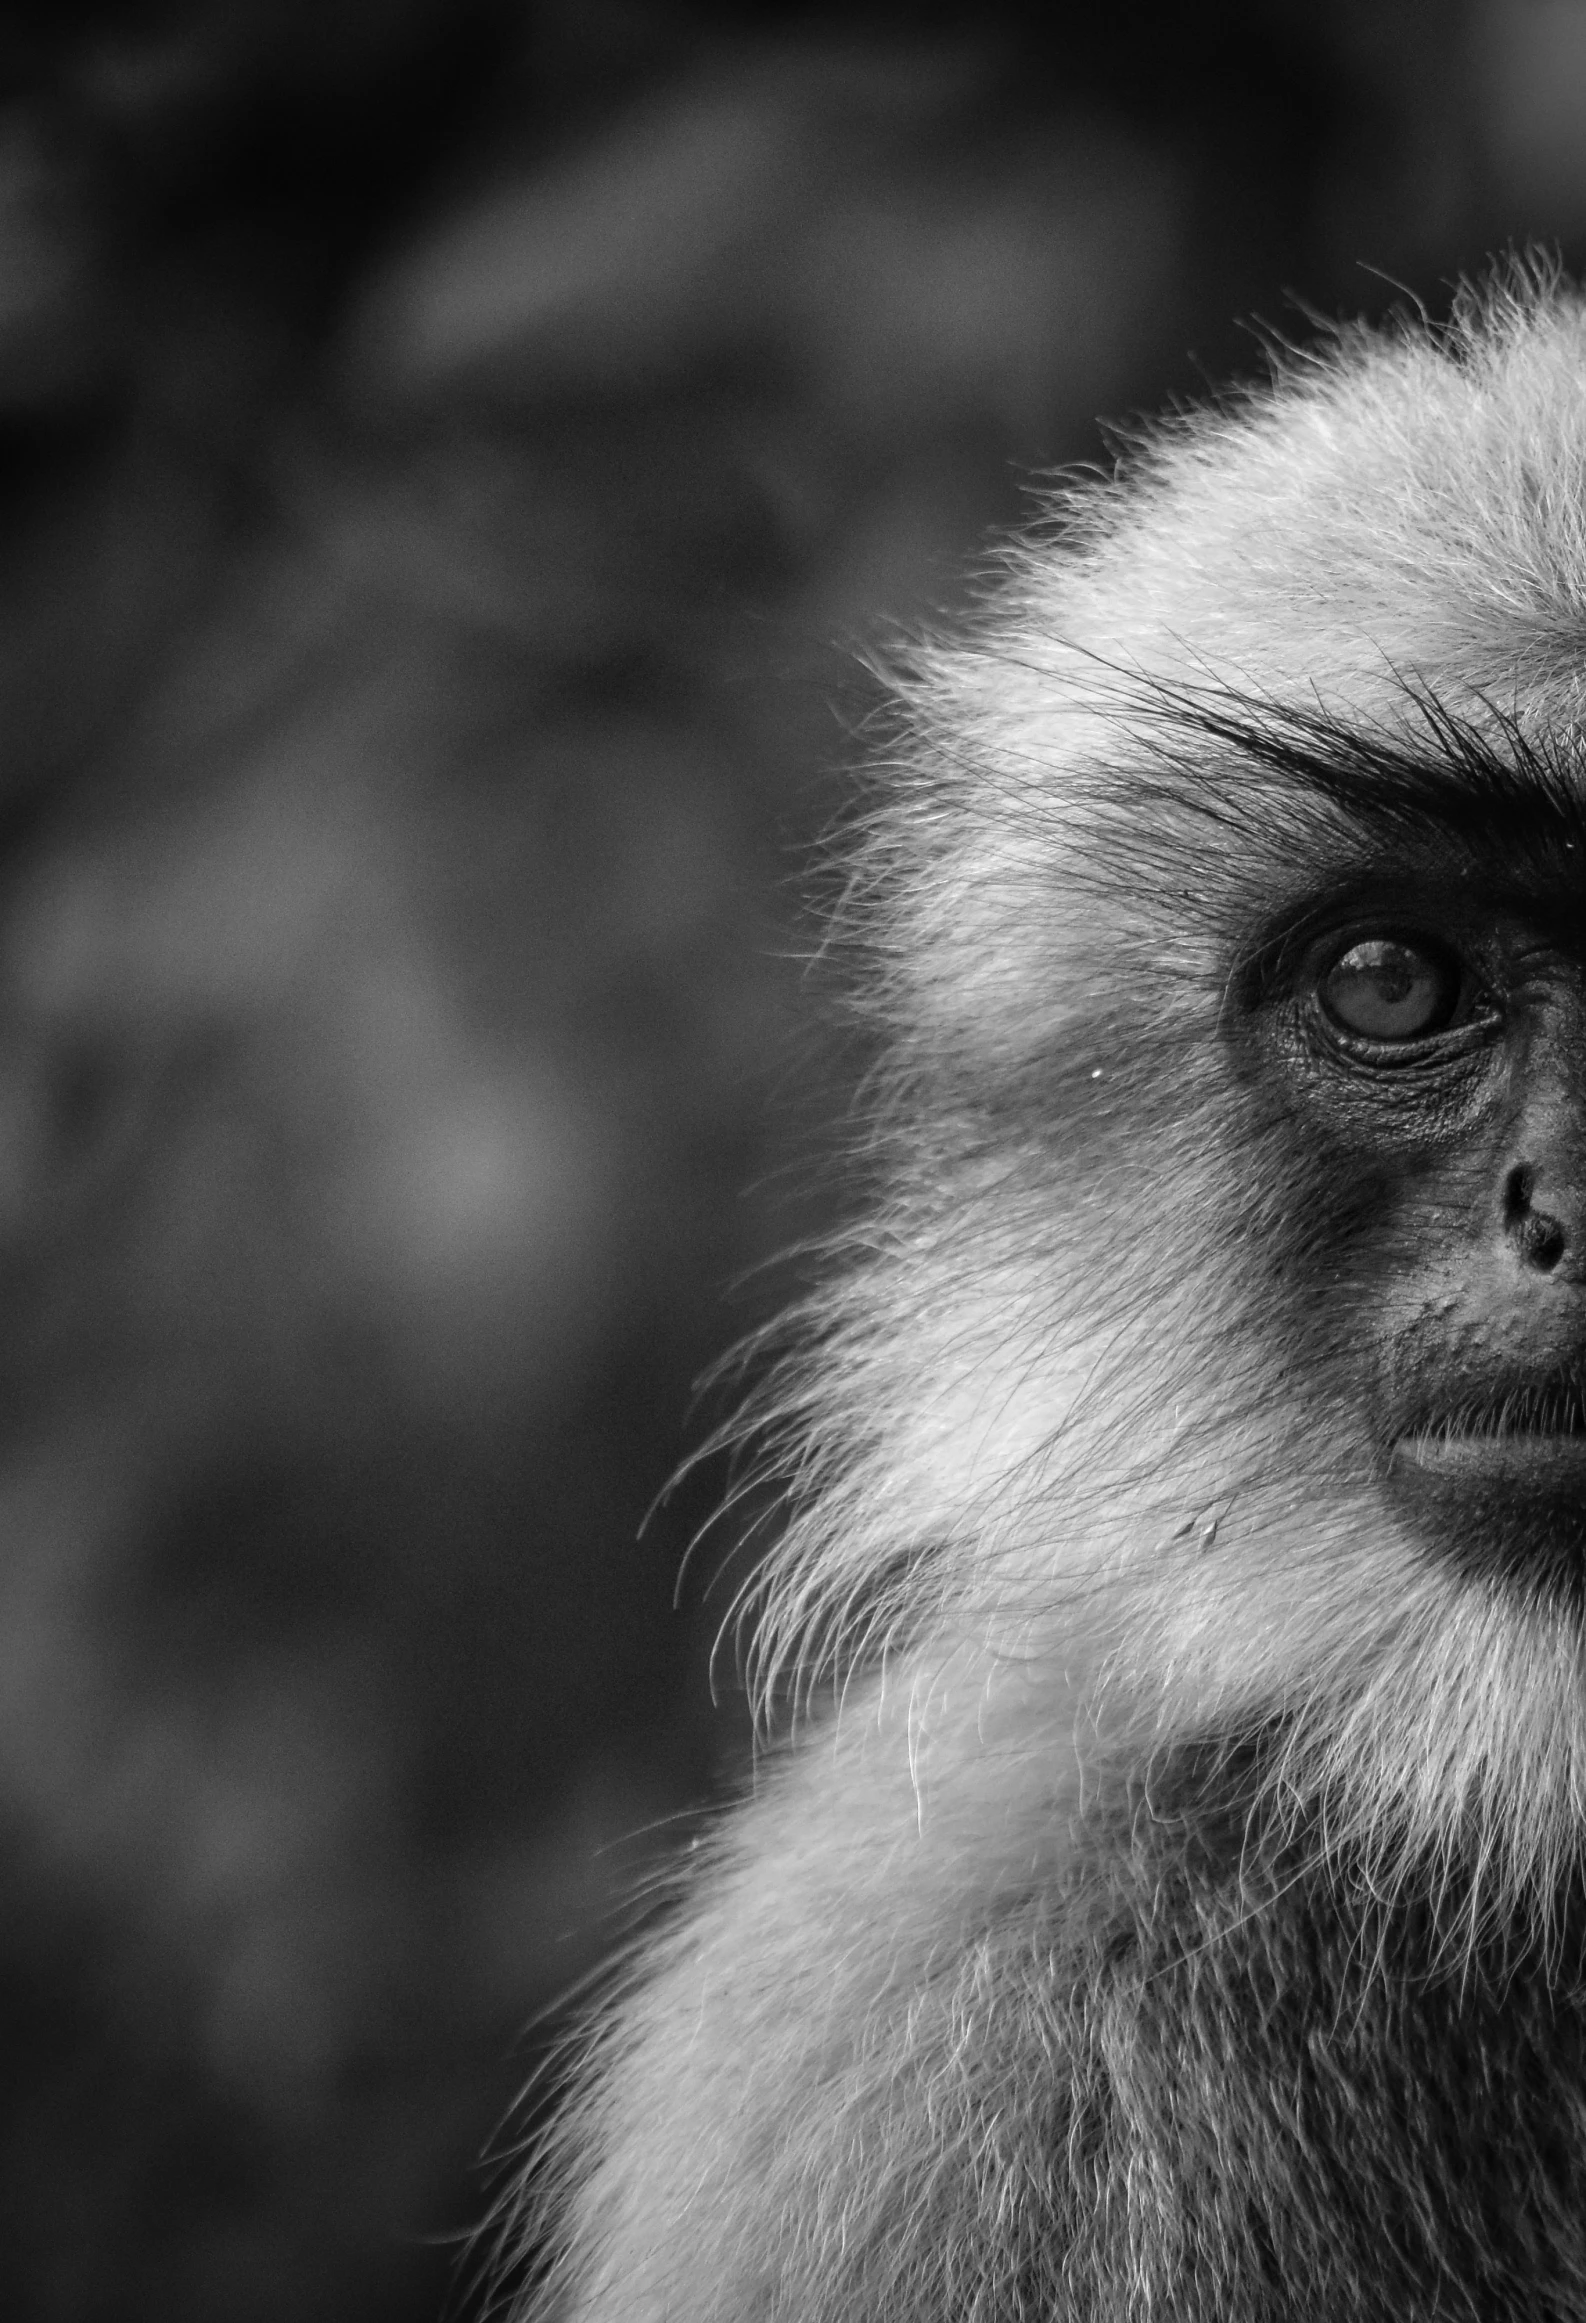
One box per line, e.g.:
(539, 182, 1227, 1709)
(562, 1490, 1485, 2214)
(1011, 254, 1586, 707)
(878, 257, 1586, 799)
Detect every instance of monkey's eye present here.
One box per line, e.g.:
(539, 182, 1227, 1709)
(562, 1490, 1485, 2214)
(1318, 936, 1460, 1042)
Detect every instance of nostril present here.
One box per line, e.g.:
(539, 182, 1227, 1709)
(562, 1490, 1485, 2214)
(1519, 1213, 1568, 1273)
(1504, 1163, 1569, 1272)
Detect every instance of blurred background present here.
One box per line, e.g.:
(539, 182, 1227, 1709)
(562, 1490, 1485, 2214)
(0, 0, 1576, 2315)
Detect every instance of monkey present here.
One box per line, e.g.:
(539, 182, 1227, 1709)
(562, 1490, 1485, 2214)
(506, 265, 1586, 2320)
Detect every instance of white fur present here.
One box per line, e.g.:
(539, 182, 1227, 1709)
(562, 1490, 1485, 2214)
(511, 264, 1586, 2320)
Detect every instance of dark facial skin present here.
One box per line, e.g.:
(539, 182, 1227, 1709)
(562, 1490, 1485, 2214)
(1249, 814, 1586, 1600)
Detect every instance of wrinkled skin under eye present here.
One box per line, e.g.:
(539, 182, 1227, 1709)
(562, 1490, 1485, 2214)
(1319, 937, 1458, 1041)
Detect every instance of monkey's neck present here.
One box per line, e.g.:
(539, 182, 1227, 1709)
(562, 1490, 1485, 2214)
(1045, 1738, 1586, 2319)
(1099, 1725, 1586, 1980)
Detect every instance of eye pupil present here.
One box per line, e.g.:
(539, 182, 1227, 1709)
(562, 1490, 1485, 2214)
(1320, 938, 1455, 1041)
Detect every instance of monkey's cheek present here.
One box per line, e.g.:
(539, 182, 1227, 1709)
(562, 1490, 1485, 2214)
(1387, 1434, 1586, 1596)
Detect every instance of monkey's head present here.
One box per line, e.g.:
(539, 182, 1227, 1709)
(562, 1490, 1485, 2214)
(757, 268, 1586, 1932)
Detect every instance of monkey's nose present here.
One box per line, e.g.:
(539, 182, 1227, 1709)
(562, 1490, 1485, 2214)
(1504, 1164, 1577, 1276)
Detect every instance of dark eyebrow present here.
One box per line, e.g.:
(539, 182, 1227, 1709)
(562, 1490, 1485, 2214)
(1137, 678, 1586, 856)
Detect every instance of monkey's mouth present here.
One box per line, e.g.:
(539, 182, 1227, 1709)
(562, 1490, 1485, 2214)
(1390, 1378, 1586, 1485)
(1388, 1378, 1586, 1590)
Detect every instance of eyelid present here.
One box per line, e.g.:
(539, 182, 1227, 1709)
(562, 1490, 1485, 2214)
(1308, 922, 1463, 996)
(1318, 924, 1453, 967)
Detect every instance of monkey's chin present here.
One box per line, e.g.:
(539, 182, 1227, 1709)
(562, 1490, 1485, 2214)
(1388, 1431, 1586, 1596)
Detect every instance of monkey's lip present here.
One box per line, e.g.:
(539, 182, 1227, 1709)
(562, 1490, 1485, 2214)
(1391, 1430, 1586, 1483)
(1391, 1385, 1586, 1486)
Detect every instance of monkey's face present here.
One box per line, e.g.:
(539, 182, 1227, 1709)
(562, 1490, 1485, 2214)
(1239, 764, 1586, 1604)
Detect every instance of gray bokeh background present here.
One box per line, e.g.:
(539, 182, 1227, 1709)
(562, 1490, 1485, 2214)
(0, 3, 1577, 2317)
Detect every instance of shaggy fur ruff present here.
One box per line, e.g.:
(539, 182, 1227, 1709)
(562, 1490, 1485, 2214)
(506, 265, 1586, 2320)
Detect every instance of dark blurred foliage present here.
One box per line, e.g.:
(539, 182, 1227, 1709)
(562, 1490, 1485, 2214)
(0, 1, 1571, 2316)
